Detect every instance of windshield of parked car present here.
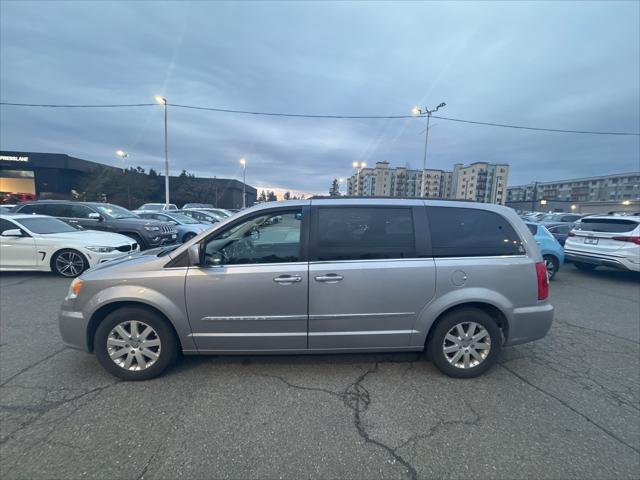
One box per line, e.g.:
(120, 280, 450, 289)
(138, 204, 162, 211)
(16, 217, 78, 234)
(94, 204, 138, 219)
(167, 213, 199, 224)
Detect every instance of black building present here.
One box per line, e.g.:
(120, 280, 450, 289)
(0, 151, 256, 209)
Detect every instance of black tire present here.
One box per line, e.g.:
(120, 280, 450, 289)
(182, 232, 196, 243)
(574, 262, 597, 271)
(123, 232, 147, 250)
(543, 254, 559, 281)
(94, 306, 179, 381)
(51, 249, 89, 277)
(428, 307, 502, 379)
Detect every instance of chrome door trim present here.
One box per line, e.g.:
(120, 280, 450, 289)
(189, 332, 306, 337)
(201, 315, 307, 322)
(309, 312, 414, 320)
(309, 330, 419, 336)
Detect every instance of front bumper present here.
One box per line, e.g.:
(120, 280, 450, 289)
(84, 247, 141, 267)
(146, 232, 178, 247)
(58, 308, 90, 351)
(565, 250, 640, 272)
(505, 303, 554, 346)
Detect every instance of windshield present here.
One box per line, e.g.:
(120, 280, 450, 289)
(17, 217, 78, 234)
(541, 214, 560, 221)
(95, 204, 138, 219)
(168, 213, 199, 224)
(139, 204, 162, 211)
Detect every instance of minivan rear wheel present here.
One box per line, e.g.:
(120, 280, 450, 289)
(94, 307, 179, 380)
(428, 308, 502, 378)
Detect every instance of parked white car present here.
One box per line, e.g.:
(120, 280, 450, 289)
(565, 214, 640, 272)
(0, 214, 139, 277)
(137, 203, 178, 212)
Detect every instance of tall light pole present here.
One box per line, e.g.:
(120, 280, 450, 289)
(155, 96, 170, 207)
(412, 102, 446, 182)
(240, 157, 247, 208)
(352, 161, 367, 196)
(116, 150, 131, 209)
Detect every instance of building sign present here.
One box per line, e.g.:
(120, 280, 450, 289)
(0, 155, 29, 162)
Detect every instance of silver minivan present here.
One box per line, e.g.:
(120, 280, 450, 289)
(59, 198, 553, 380)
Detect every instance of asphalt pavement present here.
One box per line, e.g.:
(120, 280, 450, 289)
(1, 266, 639, 479)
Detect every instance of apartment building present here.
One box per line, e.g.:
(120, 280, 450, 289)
(450, 162, 509, 204)
(506, 172, 640, 203)
(346, 161, 509, 204)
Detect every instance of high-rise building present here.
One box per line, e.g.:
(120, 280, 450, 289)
(345, 161, 509, 204)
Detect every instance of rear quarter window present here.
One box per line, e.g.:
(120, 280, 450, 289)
(427, 207, 525, 257)
(576, 218, 639, 233)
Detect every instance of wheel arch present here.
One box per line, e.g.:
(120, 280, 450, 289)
(86, 301, 183, 353)
(424, 302, 510, 353)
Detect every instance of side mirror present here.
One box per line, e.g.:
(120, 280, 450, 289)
(188, 244, 201, 266)
(88, 212, 103, 221)
(1, 229, 23, 237)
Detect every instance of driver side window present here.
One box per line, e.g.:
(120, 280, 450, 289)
(203, 210, 302, 266)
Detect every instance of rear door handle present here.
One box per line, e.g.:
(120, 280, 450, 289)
(273, 274, 302, 284)
(314, 274, 344, 283)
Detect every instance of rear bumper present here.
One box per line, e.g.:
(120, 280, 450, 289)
(506, 303, 554, 346)
(565, 250, 640, 272)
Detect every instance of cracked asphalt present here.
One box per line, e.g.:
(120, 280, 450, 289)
(1, 266, 639, 479)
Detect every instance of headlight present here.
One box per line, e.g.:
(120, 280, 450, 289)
(66, 278, 84, 300)
(144, 226, 161, 232)
(86, 246, 117, 253)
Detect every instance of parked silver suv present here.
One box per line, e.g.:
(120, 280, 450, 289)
(59, 198, 553, 380)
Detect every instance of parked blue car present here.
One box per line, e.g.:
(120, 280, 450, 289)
(134, 211, 210, 243)
(526, 222, 565, 280)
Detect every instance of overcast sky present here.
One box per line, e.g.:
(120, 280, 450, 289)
(1, 1, 639, 193)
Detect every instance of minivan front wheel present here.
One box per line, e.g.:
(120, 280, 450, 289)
(429, 308, 502, 378)
(94, 307, 179, 380)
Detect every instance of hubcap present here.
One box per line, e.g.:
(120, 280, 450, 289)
(443, 322, 491, 369)
(107, 320, 161, 371)
(55, 251, 84, 277)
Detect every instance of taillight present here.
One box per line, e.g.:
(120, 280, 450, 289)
(535, 262, 549, 300)
(612, 236, 640, 245)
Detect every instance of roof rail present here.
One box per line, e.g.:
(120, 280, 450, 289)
(308, 195, 478, 202)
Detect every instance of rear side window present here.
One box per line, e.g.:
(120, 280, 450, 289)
(0, 218, 17, 233)
(312, 207, 415, 261)
(42, 204, 71, 217)
(527, 224, 538, 235)
(428, 207, 524, 257)
(575, 218, 638, 233)
(15, 204, 43, 214)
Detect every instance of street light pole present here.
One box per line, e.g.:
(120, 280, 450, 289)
(240, 158, 247, 208)
(155, 96, 170, 207)
(116, 150, 131, 209)
(412, 102, 446, 196)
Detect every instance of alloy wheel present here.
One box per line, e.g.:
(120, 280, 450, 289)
(442, 322, 491, 369)
(107, 320, 162, 371)
(545, 258, 556, 279)
(55, 251, 85, 277)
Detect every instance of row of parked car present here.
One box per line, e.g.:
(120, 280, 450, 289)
(517, 210, 640, 279)
(0, 200, 237, 277)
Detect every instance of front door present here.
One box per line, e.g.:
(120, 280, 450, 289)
(308, 204, 436, 350)
(0, 218, 37, 268)
(185, 207, 309, 352)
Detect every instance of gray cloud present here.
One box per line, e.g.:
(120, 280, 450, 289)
(1, 0, 638, 193)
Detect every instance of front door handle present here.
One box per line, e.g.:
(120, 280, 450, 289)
(273, 274, 302, 284)
(314, 274, 344, 283)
